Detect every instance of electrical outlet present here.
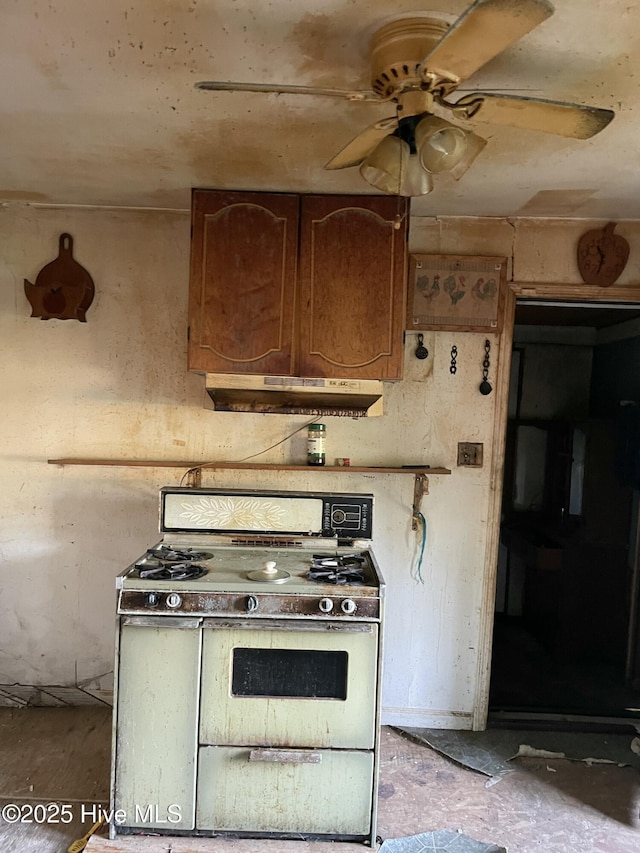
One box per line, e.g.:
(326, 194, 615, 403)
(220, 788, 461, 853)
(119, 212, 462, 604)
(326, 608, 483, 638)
(457, 442, 483, 467)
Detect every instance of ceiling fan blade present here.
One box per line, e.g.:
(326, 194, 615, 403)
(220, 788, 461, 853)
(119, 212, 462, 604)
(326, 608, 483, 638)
(452, 92, 615, 138)
(421, 0, 554, 87)
(195, 81, 378, 102)
(324, 117, 399, 170)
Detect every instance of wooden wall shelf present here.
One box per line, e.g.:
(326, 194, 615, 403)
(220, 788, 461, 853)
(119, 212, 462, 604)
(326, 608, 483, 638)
(47, 459, 451, 475)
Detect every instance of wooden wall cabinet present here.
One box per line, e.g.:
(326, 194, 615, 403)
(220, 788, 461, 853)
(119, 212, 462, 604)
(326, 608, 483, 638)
(189, 190, 298, 377)
(188, 190, 408, 380)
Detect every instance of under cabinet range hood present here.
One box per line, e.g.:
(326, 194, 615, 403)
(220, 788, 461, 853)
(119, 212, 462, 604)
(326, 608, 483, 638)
(204, 374, 384, 417)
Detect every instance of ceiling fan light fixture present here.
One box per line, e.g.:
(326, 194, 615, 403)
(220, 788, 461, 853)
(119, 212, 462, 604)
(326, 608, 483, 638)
(415, 115, 487, 180)
(415, 116, 468, 173)
(446, 129, 487, 181)
(359, 136, 409, 195)
(359, 136, 433, 197)
(399, 156, 434, 197)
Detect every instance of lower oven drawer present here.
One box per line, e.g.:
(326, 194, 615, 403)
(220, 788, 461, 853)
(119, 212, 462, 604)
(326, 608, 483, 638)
(196, 746, 374, 837)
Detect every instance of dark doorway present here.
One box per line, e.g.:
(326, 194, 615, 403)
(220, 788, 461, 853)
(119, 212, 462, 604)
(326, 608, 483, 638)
(489, 299, 640, 724)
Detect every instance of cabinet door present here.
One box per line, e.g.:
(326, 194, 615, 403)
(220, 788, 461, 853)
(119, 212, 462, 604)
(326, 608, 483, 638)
(297, 195, 408, 380)
(114, 618, 201, 830)
(188, 190, 299, 375)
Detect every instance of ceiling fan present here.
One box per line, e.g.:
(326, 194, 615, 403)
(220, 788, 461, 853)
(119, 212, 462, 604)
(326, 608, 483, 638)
(195, 0, 615, 196)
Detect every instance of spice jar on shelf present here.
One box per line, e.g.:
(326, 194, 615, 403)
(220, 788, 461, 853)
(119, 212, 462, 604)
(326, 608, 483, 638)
(307, 423, 326, 466)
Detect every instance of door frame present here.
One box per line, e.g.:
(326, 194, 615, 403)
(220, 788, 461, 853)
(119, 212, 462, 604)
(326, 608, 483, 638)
(473, 282, 640, 730)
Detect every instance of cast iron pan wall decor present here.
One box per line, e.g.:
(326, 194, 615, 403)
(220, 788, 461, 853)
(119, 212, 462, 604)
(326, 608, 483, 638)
(24, 233, 95, 321)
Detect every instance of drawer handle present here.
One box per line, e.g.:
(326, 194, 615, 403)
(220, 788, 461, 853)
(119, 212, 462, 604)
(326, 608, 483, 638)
(249, 749, 322, 765)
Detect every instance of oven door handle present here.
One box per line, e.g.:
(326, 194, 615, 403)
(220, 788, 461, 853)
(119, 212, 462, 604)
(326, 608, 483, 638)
(121, 615, 202, 629)
(249, 748, 322, 765)
(203, 619, 372, 633)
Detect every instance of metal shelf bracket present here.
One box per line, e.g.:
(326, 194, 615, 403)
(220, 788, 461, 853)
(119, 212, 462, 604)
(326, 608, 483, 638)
(412, 474, 429, 529)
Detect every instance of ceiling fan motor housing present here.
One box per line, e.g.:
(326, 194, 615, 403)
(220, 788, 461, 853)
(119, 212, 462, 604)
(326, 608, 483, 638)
(370, 17, 450, 98)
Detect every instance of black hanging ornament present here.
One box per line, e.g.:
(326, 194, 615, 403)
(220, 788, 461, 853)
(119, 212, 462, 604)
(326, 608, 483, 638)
(450, 345, 458, 374)
(415, 334, 429, 360)
(479, 339, 492, 395)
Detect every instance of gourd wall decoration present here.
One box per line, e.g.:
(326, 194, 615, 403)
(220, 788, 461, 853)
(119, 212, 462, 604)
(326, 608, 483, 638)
(577, 222, 629, 287)
(24, 233, 95, 321)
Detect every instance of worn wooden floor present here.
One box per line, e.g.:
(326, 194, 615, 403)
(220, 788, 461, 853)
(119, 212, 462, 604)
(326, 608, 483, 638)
(0, 707, 638, 852)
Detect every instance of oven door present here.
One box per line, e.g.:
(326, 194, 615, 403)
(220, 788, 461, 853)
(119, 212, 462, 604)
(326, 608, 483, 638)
(199, 619, 378, 749)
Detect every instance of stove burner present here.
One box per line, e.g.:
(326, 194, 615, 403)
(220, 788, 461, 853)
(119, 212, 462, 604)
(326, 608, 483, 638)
(137, 563, 208, 581)
(307, 554, 366, 585)
(135, 546, 211, 581)
(147, 546, 214, 563)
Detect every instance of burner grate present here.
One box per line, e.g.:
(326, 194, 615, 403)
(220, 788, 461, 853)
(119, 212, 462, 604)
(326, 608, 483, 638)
(307, 554, 366, 585)
(135, 546, 210, 581)
(137, 563, 208, 581)
(147, 546, 213, 562)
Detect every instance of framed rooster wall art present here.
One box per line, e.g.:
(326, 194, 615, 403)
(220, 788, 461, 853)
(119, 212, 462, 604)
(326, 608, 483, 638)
(407, 254, 507, 333)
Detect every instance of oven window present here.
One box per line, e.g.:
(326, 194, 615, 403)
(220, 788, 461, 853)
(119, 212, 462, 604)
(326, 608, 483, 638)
(231, 648, 348, 699)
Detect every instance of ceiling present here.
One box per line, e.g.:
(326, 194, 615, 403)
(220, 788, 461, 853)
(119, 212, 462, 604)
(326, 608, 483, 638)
(3, 0, 640, 219)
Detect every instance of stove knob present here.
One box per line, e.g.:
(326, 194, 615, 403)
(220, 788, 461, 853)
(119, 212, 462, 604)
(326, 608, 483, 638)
(146, 592, 160, 607)
(166, 592, 182, 609)
(341, 598, 357, 615)
(246, 595, 259, 613)
(319, 597, 334, 613)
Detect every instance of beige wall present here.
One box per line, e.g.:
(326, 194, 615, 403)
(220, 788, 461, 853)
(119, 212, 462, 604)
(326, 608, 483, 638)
(2, 204, 639, 726)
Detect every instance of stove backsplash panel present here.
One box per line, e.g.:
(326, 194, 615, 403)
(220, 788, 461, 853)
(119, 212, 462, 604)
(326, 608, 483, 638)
(160, 488, 373, 540)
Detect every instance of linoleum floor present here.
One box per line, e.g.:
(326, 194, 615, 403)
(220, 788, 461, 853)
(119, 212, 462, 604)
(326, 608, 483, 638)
(0, 708, 638, 852)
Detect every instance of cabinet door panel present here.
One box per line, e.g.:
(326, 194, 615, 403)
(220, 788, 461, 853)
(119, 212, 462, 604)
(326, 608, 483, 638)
(298, 195, 408, 379)
(189, 190, 298, 375)
(114, 621, 201, 830)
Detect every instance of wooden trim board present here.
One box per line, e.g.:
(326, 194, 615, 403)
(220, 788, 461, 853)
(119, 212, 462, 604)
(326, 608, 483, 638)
(473, 286, 516, 731)
(510, 282, 640, 301)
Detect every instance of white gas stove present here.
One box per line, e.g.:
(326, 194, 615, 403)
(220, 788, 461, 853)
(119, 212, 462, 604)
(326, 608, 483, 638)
(111, 488, 384, 846)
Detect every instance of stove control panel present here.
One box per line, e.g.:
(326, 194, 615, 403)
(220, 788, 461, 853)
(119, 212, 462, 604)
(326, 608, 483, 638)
(118, 590, 379, 620)
(159, 488, 373, 540)
(321, 497, 372, 539)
